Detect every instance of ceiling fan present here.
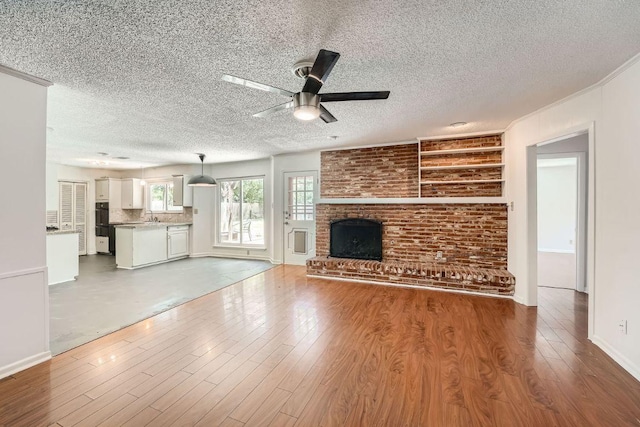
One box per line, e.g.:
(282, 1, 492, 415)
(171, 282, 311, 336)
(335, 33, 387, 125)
(221, 49, 390, 123)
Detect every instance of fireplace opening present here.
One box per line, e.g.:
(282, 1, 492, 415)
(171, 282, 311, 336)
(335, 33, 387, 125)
(330, 218, 382, 261)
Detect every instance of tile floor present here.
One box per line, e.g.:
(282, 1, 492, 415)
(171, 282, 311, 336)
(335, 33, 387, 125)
(49, 255, 274, 355)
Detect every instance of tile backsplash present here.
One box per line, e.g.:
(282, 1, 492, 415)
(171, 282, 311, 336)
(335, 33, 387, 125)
(109, 207, 193, 224)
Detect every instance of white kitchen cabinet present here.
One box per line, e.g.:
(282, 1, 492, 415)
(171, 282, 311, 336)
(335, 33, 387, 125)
(95, 178, 122, 208)
(121, 178, 144, 209)
(96, 236, 109, 253)
(95, 179, 109, 202)
(116, 226, 168, 268)
(172, 175, 193, 207)
(47, 232, 79, 285)
(168, 225, 190, 258)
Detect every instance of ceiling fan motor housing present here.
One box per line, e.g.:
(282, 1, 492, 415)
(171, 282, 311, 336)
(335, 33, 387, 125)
(293, 92, 320, 120)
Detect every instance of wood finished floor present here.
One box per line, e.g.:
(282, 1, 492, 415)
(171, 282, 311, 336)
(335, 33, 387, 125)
(1, 266, 640, 426)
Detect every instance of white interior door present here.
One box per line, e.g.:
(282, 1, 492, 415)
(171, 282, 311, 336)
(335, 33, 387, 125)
(283, 171, 317, 265)
(59, 181, 87, 255)
(74, 182, 87, 255)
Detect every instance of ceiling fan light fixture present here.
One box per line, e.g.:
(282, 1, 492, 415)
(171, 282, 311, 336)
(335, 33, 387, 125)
(293, 93, 320, 121)
(449, 121, 468, 128)
(187, 153, 217, 187)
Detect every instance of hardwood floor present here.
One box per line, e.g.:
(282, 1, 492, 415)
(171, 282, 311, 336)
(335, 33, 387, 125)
(1, 266, 640, 426)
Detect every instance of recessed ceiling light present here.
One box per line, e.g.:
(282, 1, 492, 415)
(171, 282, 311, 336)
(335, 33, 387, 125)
(327, 135, 339, 140)
(97, 152, 109, 156)
(449, 122, 468, 128)
(113, 156, 129, 160)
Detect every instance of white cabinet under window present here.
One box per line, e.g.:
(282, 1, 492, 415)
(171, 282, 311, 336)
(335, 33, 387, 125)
(172, 175, 193, 207)
(121, 178, 144, 209)
(59, 181, 87, 255)
(168, 225, 189, 258)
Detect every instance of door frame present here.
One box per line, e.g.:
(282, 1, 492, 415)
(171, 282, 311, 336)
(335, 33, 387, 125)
(526, 122, 595, 338)
(282, 170, 318, 265)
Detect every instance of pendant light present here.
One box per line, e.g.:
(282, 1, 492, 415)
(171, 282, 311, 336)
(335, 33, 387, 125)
(187, 153, 217, 187)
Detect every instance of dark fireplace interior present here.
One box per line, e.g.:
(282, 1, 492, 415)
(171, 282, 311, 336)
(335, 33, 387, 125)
(330, 218, 383, 261)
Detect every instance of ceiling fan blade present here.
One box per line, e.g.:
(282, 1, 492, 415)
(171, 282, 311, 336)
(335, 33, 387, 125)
(222, 74, 294, 98)
(319, 105, 337, 123)
(253, 101, 294, 118)
(302, 49, 340, 94)
(320, 91, 390, 102)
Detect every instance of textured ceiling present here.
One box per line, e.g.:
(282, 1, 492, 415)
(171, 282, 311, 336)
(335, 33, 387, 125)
(1, 1, 640, 169)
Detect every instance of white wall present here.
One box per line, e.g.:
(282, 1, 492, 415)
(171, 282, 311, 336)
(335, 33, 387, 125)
(505, 54, 640, 380)
(536, 160, 577, 252)
(0, 71, 51, 378)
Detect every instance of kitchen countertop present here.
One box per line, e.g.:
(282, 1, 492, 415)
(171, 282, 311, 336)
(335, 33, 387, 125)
(113, 222, 192, 229)
(47, 230, 80, 235)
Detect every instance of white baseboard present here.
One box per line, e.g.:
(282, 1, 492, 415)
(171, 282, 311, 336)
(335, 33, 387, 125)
(513, 293, 528, 305)
(0, 351, 51, 380)
(591, 335, 640, 382)
(306, 274, 513, 300)
(189, 252, 216, 258)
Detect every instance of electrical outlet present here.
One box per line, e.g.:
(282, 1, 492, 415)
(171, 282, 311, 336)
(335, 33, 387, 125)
(436, 251, 443, 260)
(619, 320, 628, 335)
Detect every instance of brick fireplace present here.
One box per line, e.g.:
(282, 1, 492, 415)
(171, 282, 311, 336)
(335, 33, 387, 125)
(306, 136, 515, 296)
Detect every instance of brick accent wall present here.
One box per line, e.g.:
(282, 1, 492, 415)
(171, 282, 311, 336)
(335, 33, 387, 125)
(320, 144, 419, 198)
(315, 204, 508, 269)
(311, 135, 514, 296)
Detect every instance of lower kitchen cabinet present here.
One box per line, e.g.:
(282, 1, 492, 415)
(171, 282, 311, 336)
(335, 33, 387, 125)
(168, 225, 189, 259)
(115, 224, 191, 269)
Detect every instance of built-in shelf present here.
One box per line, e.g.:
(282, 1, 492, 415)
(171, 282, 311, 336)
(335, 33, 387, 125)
(418, 135, 505, 199)
(420, 163, 505, 171)
(420, 179, 505, 185)
(317, 197, 507, 205)
(420, 146, 504, 156)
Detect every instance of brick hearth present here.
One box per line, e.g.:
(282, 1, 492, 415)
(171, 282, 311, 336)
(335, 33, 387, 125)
(307, 257, 515, 295)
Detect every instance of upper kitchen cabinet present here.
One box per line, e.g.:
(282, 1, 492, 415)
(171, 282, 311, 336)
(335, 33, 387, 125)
(95, 179, 108, 201)
(121, 178, 144, 209)
(172, 175, 193, 207)
(95, 178, 122, 208)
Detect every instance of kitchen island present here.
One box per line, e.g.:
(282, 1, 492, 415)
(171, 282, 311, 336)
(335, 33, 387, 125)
(46, 230, 79, 285)
(115, 222, 191, 269)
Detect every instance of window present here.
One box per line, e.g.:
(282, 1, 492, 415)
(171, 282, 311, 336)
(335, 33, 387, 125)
(219, 177, 264, 246)
(147, 181, 182, 212)
(288, 175, 314, 220)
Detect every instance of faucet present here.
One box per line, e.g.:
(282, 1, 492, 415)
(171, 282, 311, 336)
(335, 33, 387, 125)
(154, 217, 159, 222)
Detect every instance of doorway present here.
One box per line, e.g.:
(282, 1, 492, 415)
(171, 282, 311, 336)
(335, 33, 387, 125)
(283, 171, 317, 265)
(531, 130, 593, 335)
(537, 155, 582, 290)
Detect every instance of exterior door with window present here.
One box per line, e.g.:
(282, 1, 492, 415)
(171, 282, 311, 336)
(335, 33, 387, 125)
(283, 171, 317, 265)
